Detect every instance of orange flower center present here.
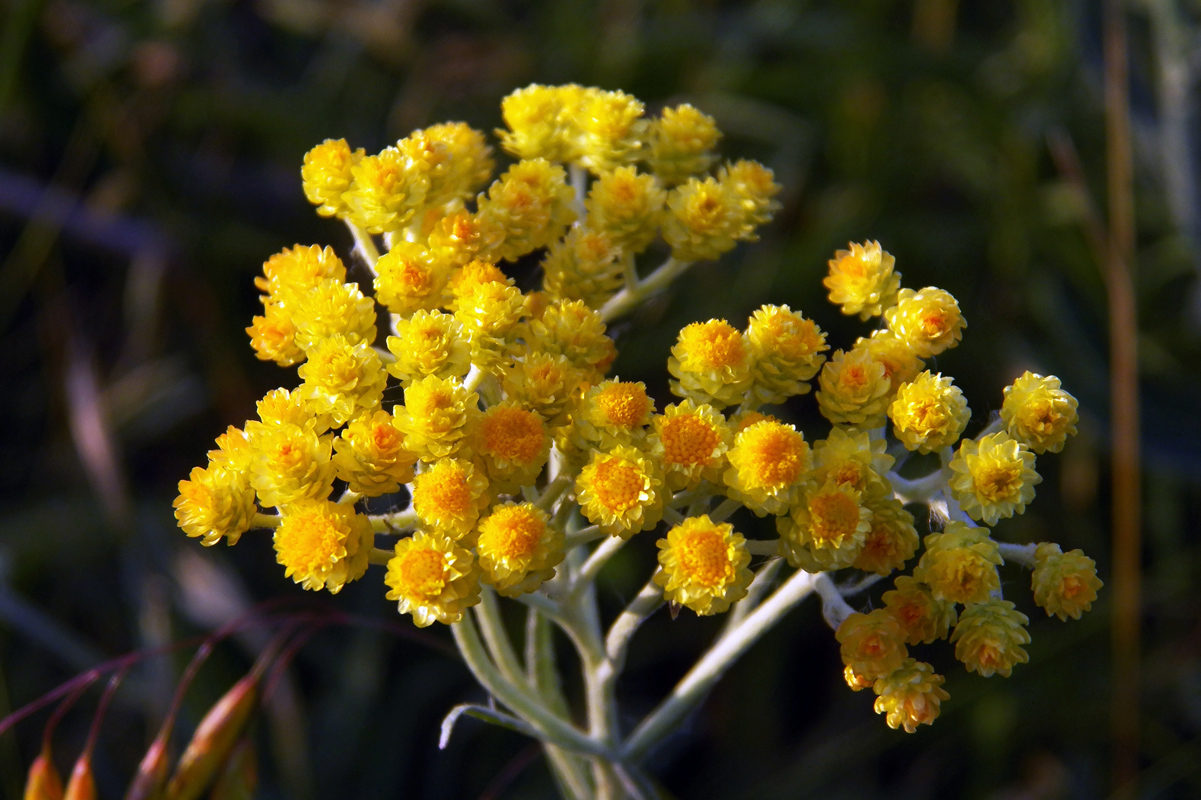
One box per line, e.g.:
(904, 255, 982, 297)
(679, 321, 745, 370)
(809, 489, 861, 546)
(661, 415, 721, 467)
(479, 507, 545, 560)
(591, 458, 645, 512)
(480, 407, 545, 464)
(595, 383, 651, 429)
(736, 424, 807, 489)
(674, 528, 730, 588)
(398, 547, 447, 597)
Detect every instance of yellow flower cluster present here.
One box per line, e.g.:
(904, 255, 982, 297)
(175, 86, 1099, 735)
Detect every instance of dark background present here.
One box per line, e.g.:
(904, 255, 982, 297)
(1, 0, 1200, 797)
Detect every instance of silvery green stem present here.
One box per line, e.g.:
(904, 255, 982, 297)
(476, 587, 525, 687)
(345, 220, 379, 270)
(813, 572, 855, 629)
(724, 557, 783, 630)
(997, 541, 1039, 567)
(600, 257, 693, 322)
(621, 568, 818, 762)
(605, 578, 664, 667)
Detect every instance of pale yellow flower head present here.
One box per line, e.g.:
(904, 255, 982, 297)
(427, 208, 487, 268)
(914, 522, 1002, 605)
(648, 104, 720, 185)
(301, 139, 362, 218)
(374, 242, 450, 316)
(668, 319, 754, 409)
(576, 88, 647, 174)
(343, 145, 429, 233)
(851, 493, 919, 576)
(856, 329, 924, 394)
(393, 375, 479, 461)
(410, 458, 491, 541)
(386, 310, 471, 386)
(445, 259, 512, 310)
(527, 299, 616, 378)
(654, 515, 753, 616)
(174, 463, 256, 547)
(948, 432, 1041, 525)
(1032, 542, 1102, 620)
(1001, 371, 1079, 454)
(815, 347, 892, 429)
(746, 304, 829, 404)
(291, 278, 377, 354)
(297, 334, 387, 426)
(813, 426, 894, 495)
(884, 286, 966, 358)
(273, 499, 372, 594)
(824, 241, 901, 320)
(575, 445, 663, 539)
(872, 659, 949, 733)
(540, 226, 623, 309)
(476, 503, 564, 597)
(476, 158, 576, 263)
(332, 410, 417, 496)
(723, 420, 812, 516)
(385, 531, 480, 627)
(778, 479, 871, 572)
(836, 609, 909, 683)
(648, 400, 731, 491)
(454, 280, 527, 367)
(888, 371, 970, 454)
(882, 576, 957, 645)
(661, 177, 741, 262)
(497, 83, 583, 163)
(500, 352, 583, 428)
(950, 600, 1030, 678)
(719, 159, 781, 234)
(402, 122, 494, 210)
(584, 166, 666, 255)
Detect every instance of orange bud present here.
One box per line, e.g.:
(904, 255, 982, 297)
(209, 738, 258, 800)
(123, 732, 170, 800)
(166, 675, 258, 800)
(63, 757, 97, 800)
(24, 748, 64, 800)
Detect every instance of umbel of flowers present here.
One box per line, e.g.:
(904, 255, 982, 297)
(173, 84, 1101, 795)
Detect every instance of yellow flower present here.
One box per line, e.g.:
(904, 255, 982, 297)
(882, 576, 957, 645)
(273, 499, 372, 593)
(948, 432, 1041, 525)
(719, 160, 781, 235)
(584, 166, 666, 255)
(540, 226, 623, 309)
(661, 177, 741, 262)
(393, 375, 479, 461)
(778, 479, 871, 572)
(427, 208, 487, 268)
(301, 139, 362, 218)
(373, 242, 450, 316)
(174, 463, 256, 547)
(254, 386, 330, 434)
(648, 400, 731, 491)
(872, 659, 949, 733)
(476, 158, 576, 263)
(332, 410, 417, 496)
(296, 334, 387, 426)
(668, 319, 754, 409)
(445, 259, 512, 310)
(500, 352, 584, 428)
(454, 280, 527, 367)
(410, 458, 492, 541)
(836, 609, 909, 683)
(476, 503, 564, 597)
(746, 304, 829, 404)
(950, 600, 1030, 678)
(575, 445, 663, 539)
(208, 425, 254, 473)
(884, 287, 966, 358)
(576, 88, 647, 174)
(247, 422, 337, 508)
(526, 299, 616, 378)
(343, 145, 429, 233)
(654, 515, 753, 616)
(1031, 542, 1102, 620)
(403, 122, 494, 210)
(913, 522, 1003, 605)
(888, 371, 970, 453)
(647, 104, 719, 185)
(471, 403, 550, 489)
(856, 329, 924, 394)
(291, 278, 377, 354)
(823, 241, 901, 320)
(851, 493, 919, 576)
(568, 379, 655, 453)
(815, 347, 892, 429)
(724, 419, 812, 516)
(247, 301, 304, 367)
(385, 531, 480, 627)
(812, 426, 894, 495)
(496, 83, 583, 163)
(256, 244, 346, 301)
(1001, 371, 1079, 454)
(386, 310, 471, 386)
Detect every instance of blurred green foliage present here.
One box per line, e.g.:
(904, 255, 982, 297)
(2, 0, 1200, 798)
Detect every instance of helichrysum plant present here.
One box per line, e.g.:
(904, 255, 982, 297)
(164, 84, 1103, 798)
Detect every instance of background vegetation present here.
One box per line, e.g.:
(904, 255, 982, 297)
(1, 0, 1200, 797)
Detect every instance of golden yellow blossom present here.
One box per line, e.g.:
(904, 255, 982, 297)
(648, 400, 731, 490)
(872, 659, 949, 733)
(455, 280, 527, 367)
(471, 403, 549, 489)
(950, 600, 1030, 678)
(497, 83, 583, 163)
(332, 410, 417, 496)
(301, 139, 362, 218)
(882, 576, 957, 645)
(654, 515, 753, 616)
(254, 386, 329, 434)
(824, 241, 901, 320)
(948, 432, 1041, 525)
(247, 422, 336, 508)
(746, 304, 829, 404)
(719, 160, 781, 234)
(540, 226, 623, 309)
(576, 88, 646, 174)
(476, 158, 576, 262)
(410, 458, 491, 541)
(273, 499, 372, 593)
(575, 445, 663, 538)
(1001, 371, 1079, 454)
(648, 104, 719, 185)
(884, 287, 965, 358)
(500, 352, 583, 428)
(296, 334, 387, 425)
(403, 122, 494, 209)
(812, 426, 894, 495)
(852, 494, 919, 576)
(527, 299, 616, 378)
(836, 609, 909, 683)
(374, 242, 450, 316)
(584, 166, 666, 254)
(386, 310, 471, 386)
(343, 145, 429, 233)
(208, 425, 254, 473)
(724, 419, 812, 516)
(568, 379, 655, 453)
(476, 503, 564, 597)
(385, 531, 480, 627)
(427, 208, 487, 268)
(247, 301, 304, 367)
(393, 375, 479, 461)
(668, 319, 754, 408)
(290, 278, 377, 354)
(661, 177, 741, 262)
(256, 244, 346, 301)
(888, 371, 970, 453)
(1032, 542, 1102, 620)
(856, 330, 924, 393)
(914, 522, 1002, 605)
(174, 463, 256, 547)
(778, 479, 871, 572)
(815, 347, 892, 428)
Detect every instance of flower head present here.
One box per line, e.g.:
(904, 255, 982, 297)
(248, 423, 336, 508)
(648, 104, 720, 185)
(386, 310, 471, 386)
(585, 166, 666, 254)
(913, 522, 1003, 605)
(719, 160, 781, 235)
(393, 375, 479, 461)
(654, 515, 753, 616)
(815, 347, 892, 429)
(343, 146, 429, 233)
(648, 400, 731, 490)
(724, 420, 812, 516)
(290, 279, 377, 354)
(888, 371, 970, 454)
(332, 410, 417, 496)
(373, 242, 450, 316)
(1001, 371, 1079, 454)
(247, 301, 304, 367)
(575, 445, 663, 538)
(576, 88, 647, 174)
(948, 432, 1041, 525)
(297, 334, 387, 426)
(884, 287, 965, 358)
(836, 609, 909, 683)
(882, 576, 958, 645)
(497, 83, 583, 162)
(301, 139, 362, 218)
(668, 319, 754, 408)
(175, 463, 256, 547)
(527, 299, 616, 378)
(476, 158, 576, 262)
(778, 479, 871, 572)
(273, 499, 372, 593)
(540, 226, 623, 309)
(500, 352, 583, 427)
(1032, 542, 1102, 620)
(872, 659, 949, 733)
(568, 379, 655, 453)
(746, 304, 829, 403)
(471, 403, 549, 489)
(410, 458, 491, 541)
(824, 241, 901, 320)
(454, 280, 527, 367)
(256, 244, 347, 301)
(951, 600, 1030, 678)
(662, 177, 741, 262)
(385, 532, 480, 627)
(476, 503, 564, 597)
(812, 426, 894, 495)
(852, 493, 919, 576)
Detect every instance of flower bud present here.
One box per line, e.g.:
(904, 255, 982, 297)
(167, 675, 259, 800)
(24, 747, 63, 800)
